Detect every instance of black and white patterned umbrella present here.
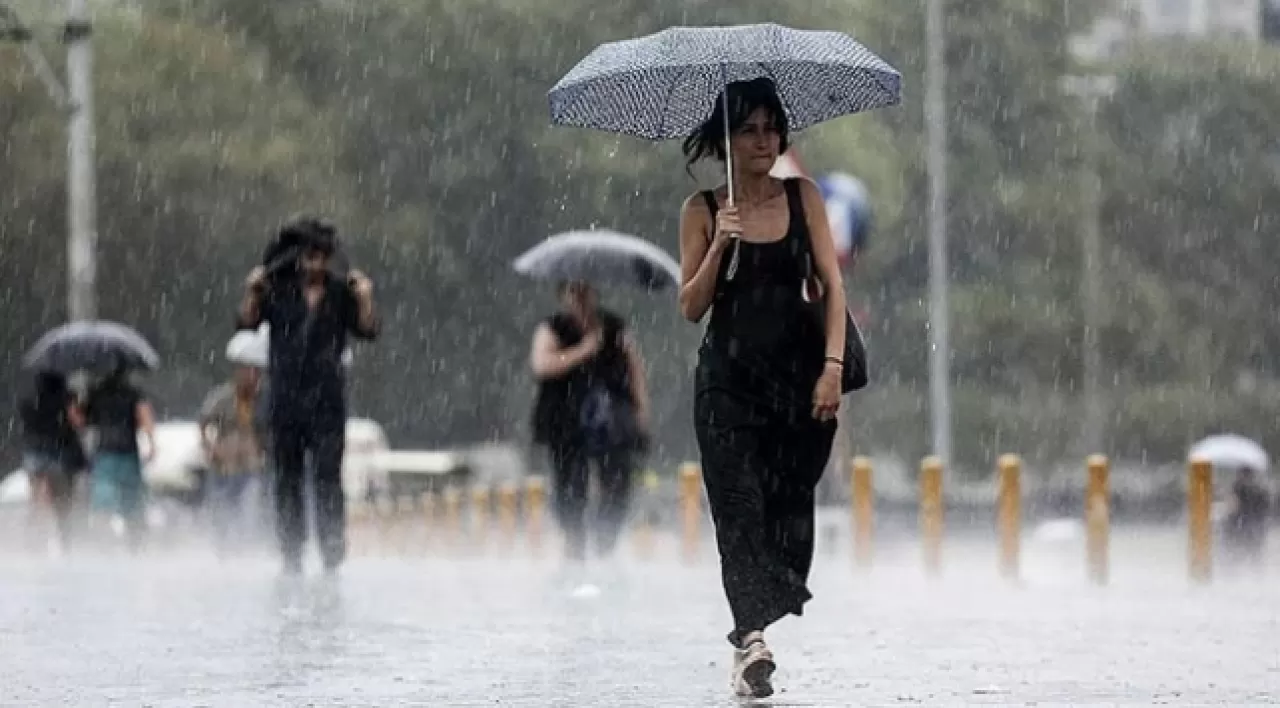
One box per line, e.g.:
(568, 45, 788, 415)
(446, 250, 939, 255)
(513, 230, 682, 292)
(23, 320, 160, 374)
(548, 23, 901, 141)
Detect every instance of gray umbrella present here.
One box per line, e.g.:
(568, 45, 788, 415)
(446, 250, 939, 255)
(513, 229, 682, 291)
(548, 23, 901, 152)
(549, 23, 900, 280)
(23, 320, 160, 373)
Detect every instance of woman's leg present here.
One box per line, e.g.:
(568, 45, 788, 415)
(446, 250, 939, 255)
(118, 454, 147, 551)
(593, 447, 634, 558)
(761, 419, 836, 586)
(45, 466, 75, 551)
(695, 391, 810, 649)
(208, 473, 248, 554)
(549, 443, 590, 562)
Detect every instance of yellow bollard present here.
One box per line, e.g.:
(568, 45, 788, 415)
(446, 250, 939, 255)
(920, 456, 944, 577)
(470, 485, 491, 552)
(525, 476, 546, 556)
(442, 486, 462, 551)
(633, 470, 660, 561)
(497, 484, 518, 553)
(997, 454, 1022, 581)
(679, 462, 702, 564)
(1187, 458, 1213, 584)
(851, 457, 874, 568)
(1085, 455, 1110, 585)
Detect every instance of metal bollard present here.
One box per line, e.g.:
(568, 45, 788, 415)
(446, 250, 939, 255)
(1085, 455, 1110, 585)
(394, 495, 417, 555)
(497, 484, 518, 553)
(997, 454, 1022, 581)
(525, 476, 546, 556)
(1187, 457, 1213, 584)
(346, 500, 372, 557)
(679, 462, 702, 564)
(920, 456, 944, 577)
(421, 489, 438, 554)
(851, 456, 874, 568)
(470, 485, 491, 552)
(442, 486, 462, 550)
(373, 493, 396, 556)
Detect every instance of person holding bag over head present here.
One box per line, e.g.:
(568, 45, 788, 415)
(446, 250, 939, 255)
(676, 77, 867, 699)
(237, 216, 380, 575)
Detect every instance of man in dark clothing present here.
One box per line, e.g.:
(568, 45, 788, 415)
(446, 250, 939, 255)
(18, 371, 87, 553)
(237, 217, 379, 573)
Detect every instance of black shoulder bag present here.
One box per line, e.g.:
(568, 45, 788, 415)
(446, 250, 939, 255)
(791, 181, 869, 393)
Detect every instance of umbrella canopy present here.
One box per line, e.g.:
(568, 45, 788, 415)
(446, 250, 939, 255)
(23, 320, 160, 374)
(513, 229, 682, 291)
(1189, 434, 1269, 473)
(549, 23, 901, 141)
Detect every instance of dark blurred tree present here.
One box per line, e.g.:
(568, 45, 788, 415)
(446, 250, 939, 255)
(1099, 42, 1280, 458)
(6, 0, 1274, 476)
(161, 0, 898, 466)
(0, 9, 362, 458)
(841, 0, 1110, 466)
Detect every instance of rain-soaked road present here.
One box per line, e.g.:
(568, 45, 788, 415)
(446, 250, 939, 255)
(2, 525, 1278, 706)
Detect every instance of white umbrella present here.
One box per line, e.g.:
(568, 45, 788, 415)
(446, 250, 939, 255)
(225, 324, 353, 368)
(1189, 434, 1269, 473)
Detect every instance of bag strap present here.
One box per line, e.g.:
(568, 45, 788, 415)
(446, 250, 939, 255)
(700, 191, 719, 242)
(783, 179, 818, 282)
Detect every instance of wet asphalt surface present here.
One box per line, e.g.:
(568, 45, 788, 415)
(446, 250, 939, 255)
(2, 521, 1278, 706)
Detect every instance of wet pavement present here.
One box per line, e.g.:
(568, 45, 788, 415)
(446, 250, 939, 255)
(2, 526, 1279, 706)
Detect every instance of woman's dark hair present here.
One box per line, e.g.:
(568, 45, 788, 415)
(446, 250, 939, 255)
(556, 280, 595, 299)
(281, 216, 336, 256)
(263, 216, 339, 283)
(24, 371, 68, 418)
(681, 77, 790, 173)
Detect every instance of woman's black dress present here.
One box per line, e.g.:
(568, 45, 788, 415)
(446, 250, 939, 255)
(694, 178, 837, 648)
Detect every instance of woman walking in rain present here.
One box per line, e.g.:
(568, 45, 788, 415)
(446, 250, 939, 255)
(530, 280, 650, 566)
(18, 371, 87, 554)
(677, 78, 846, 698)
(85, 364, 157, 549)
(199, 361, 267, 556)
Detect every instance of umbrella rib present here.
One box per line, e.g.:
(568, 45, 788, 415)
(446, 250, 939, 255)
(757, 60, 793, 125)
(655, 66, 686, 140)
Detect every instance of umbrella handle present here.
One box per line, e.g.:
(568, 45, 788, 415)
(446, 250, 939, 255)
(721, 68, 735, 208)
(720, 70, 741, 282)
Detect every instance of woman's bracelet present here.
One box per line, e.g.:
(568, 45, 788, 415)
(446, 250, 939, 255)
(824, 355, 844, 368)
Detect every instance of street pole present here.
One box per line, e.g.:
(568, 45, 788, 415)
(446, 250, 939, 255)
(1068, 76, 1114, 456)
(65, 0, 97, 322)
(925, 0, 952, 467)
(1079, 93, 1104, 455)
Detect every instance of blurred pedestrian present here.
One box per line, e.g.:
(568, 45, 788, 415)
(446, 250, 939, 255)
(530, 280, 650, 563)
(199, 362, 266, 556)
(84, 364, 157, 550)
(237, 217, 379, 574)
(17, 371, 88, 554)
(677, 78, 847, 698)
(1223, 466, 1271, 564)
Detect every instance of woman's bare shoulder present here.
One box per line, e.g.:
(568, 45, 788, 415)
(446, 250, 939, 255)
(681, 187, 728, 216)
